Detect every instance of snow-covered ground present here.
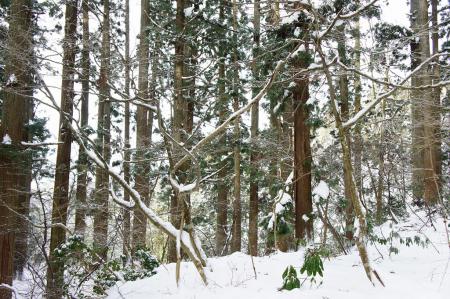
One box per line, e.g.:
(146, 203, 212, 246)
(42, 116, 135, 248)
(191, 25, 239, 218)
(107, 214, 449, 299)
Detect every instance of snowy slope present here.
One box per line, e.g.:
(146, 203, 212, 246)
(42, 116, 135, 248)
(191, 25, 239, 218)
(107, 215, 450, 299)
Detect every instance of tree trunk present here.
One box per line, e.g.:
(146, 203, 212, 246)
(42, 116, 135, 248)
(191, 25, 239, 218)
(248, 0, 260, 257)
(0, 0, 33, 296)
(123, 0, 131, 258)
(215, 1, 228, 255)
(293, 42, 312, 240)
(93, 0, 111, 259)
(430, 0, 442, 201)
(317, 41, 376, 284)
(46, 1, 78, 298)
(132, 0, 151, 252)
(74, 0, 90, 238)
(336, 23, 354, 242)
(168, 0, 187, 263)
(409, 0, 439, 205)
(230, 0, 242, 253)
(351, 6, 362, 241)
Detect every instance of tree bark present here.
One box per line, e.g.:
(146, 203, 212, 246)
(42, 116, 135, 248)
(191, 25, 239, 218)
(132, 0, 152, 252)
(248, 0, 260, 257)
(351, 5, 362, 241)
(93, 0, 111, 259)
(74, 0, 90, 238)
(336, 23, 354, 241)
(430, 0, 442, 200)
(0, 0, 33, 296)
(293, 43, 312, 240)
(46, 1, 78, 298)
(230, 0, 242, 253)
(215, 1, 228, 255)
(410, 0, 439, 205)
(123, 0, 131, 258)
(168, 0, 188, 262)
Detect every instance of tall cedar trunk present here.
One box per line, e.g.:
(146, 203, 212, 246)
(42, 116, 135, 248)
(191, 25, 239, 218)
(293, 42, 312, 240)
(410, 0, 439, 204)
(265, 0, 282, 253)
(410, 0, 426, 201)
(376, 97, 386, 224)
(46, 1, 78, 298)
(410, 0, 424, 200)
(431, 0, 442, 195)
(132, 0, 151, 252)
(93, 0, 111, 259)
(0, 0, 33, 296)
(215, 0, 228, 256)
(123, 0, 131, 257)
(375, 64, 389, 224)
(168, 0, 186, 263)
(248, 0, 260, 257)
(74, 0, 90, 237)
(351, 5, 362, 241)
(420, 0, 439, 204)
(230, 0, 242, 253)
(337, 23, 354, 241)
(14, 101, 33, 280)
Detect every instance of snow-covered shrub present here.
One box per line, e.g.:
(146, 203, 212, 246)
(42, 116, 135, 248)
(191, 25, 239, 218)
(53, 236, 159, 297)
(260, 186, 295, 251)
(281, 265, 300, 291)
(93, 247, 159, 295)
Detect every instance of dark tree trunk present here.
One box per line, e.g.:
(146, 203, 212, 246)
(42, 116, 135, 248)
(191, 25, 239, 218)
(168, 0, 187, 263)
(93, 0, 111, 259)
(0, 0, 33, 296)
(123, 0, 131, 258)
(351, 6, 362, 241)
(132, 0, 152, 252)
(13, 95, 33, 279)
(230, 0, 242, 253)
(46, 1, 78, 298)
(74, 0, 90, 238)
(215, 0, 228, 257)
(248, 0, 260, 257)
(293, 50, 312, 240)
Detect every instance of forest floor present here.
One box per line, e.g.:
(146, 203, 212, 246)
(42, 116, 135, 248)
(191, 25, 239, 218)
(107, 212, 450, 299)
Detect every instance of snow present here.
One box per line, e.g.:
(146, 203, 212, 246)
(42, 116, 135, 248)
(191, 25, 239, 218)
(274, 202, 285, 214)
(291, 44, 306, 58)
(169, 176, 197, 193)
(281, 12, 299, 25)
(308, 63, 321, 70)
(335, 20, 345, 27)
(107, 214, 450, 299)
(313, 181, 330, 199)
(302, 214, 310, 222)
(293, 27, 301, 37)
(273, 102, 282, 114)
(2, 134, 12, 144)
(184, 7, 194, 17)
(6, 74, 17, 86)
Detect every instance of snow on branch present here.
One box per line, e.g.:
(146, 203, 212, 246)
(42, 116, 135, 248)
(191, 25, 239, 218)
(36, 74, 208, 281)
(21, 141, 63, 147)
(174, 41, 305, 171)
(109, 187, 135, 209)
(343, 53, 448, 128)
(339, 0, 379, 20)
